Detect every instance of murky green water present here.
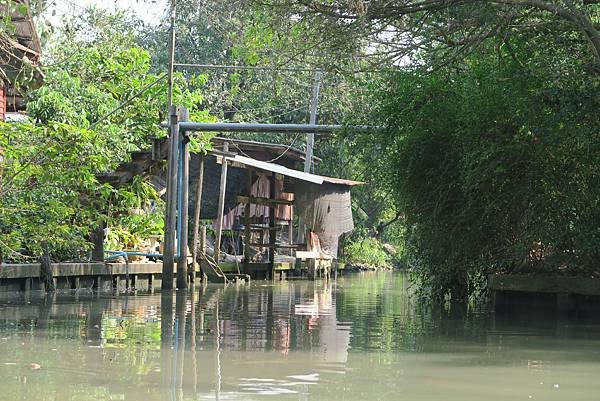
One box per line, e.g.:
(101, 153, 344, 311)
(1, 272, 600, 400)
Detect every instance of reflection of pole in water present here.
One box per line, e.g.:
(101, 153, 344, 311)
(190, 287, 198, 399)
(266, 286, 274, 351)
(214, 290, 221, 401)
(160, 292, 174, 401)
(175, 289, 187, 401)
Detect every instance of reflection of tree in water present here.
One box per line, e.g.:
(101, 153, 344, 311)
(335, 273, 490, 353)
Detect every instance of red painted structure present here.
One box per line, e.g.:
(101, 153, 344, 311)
(0, 86, 5, 121)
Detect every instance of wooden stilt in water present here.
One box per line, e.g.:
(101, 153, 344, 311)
(177, 108, 189, 289)
(243, 169, 252, 273)
(163, 106, 180, 290)
(214, 142, 229, 265)
(192, 154, 205, 282)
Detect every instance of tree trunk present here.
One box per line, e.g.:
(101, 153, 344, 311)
(40, 242, 55, 292)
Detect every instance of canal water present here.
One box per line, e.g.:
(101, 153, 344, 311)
(1, 272, 600, 400)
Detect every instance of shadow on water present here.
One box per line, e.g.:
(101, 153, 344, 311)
(2, 273, 600, 400)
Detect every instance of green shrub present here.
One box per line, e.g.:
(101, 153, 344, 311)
(345, 237, 391, 269)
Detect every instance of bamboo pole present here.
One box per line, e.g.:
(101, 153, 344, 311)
(192, 155, 205, 282)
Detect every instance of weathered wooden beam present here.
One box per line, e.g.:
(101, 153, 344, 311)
(177, 108, 189, 289)
(214, 142, 229, 263)
(243, 169, 252, 273)
(162, 106, 180, 290)
(236, 195, 294, 206)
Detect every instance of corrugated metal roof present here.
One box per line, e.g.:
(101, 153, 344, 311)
(224, 155, 363, 186)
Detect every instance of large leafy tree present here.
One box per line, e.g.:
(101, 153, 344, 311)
(260, 1, 600, 72)
(0, 8, 211, 262)
(358, 37, 600, 301)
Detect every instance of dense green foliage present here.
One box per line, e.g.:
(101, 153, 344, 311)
(357, 37, 600, 300)
(0, 9, 211, 262)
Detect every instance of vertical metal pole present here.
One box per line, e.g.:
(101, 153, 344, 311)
(167, 0, 177, 108)
(214, 142, 229, 264)
(163, 106, 180, 290)
(192, 155, 205, 282)
(303, 70, 322, 173)
(177, 108, 189, 289)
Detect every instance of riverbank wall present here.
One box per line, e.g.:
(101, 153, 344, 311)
(489, 274, 600, 317)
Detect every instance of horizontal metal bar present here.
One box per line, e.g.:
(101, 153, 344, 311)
(180, 122, 372, 134)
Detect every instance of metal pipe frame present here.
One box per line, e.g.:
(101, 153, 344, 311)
(179, 122, 372, 134)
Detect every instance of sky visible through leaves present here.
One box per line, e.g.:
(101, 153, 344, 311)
(47, 0, 168, 25)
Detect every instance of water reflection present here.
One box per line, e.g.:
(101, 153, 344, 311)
(1, 273, 600, 400)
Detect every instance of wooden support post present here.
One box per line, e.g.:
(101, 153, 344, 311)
(91, 222, 105, 262)
(268, 172, 276, 279)
(243, 169, 252, 273)
(214, 142, 229, 264)
(192, 154, 205, 283)
(288, 206, 294, 256)
(163, 105, 180, 290)
(177, 108, 190, 289)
